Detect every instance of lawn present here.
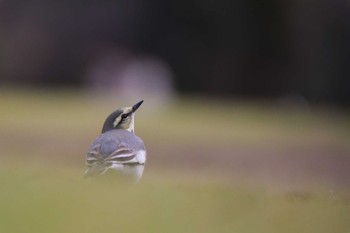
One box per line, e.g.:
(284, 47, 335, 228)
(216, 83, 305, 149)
(0, 88, 349, 233)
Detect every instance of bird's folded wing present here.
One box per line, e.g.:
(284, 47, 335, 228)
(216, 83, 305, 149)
(86, 144, 102, 165)
(87, 141, 137, 165)
(106, 145, 136, 162)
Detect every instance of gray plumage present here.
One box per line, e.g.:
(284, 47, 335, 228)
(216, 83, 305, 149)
(86, 129, 146, 165)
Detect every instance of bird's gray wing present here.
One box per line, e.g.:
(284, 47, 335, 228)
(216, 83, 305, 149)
(105, 142, 137, 162)
(86, 136, 136, 165)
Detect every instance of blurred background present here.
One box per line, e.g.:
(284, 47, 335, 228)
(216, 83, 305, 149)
(0, 1, 350, 233)
(1, 0, 350, 104)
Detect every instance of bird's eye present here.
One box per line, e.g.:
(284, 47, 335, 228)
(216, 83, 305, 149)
(121, 114, 128, 119)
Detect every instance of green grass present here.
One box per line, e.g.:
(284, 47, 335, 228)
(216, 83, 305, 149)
(0, 88, 349, 233)
(0, 160, 349, 233)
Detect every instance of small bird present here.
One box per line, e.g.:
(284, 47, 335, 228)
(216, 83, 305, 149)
(86, 100, 146, 177)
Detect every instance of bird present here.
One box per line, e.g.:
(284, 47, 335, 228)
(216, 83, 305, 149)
(85, 100, 146, 179)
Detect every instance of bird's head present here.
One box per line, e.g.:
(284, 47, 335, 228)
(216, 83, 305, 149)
(102, 100, 143, 133)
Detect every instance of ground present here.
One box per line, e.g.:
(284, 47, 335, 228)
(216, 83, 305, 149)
(0, 89, 349, 233)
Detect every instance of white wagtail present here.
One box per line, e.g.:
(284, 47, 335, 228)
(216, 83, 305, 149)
(86, 100, 146, 176)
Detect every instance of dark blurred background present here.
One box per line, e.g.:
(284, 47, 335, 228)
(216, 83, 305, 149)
(1, 0, 350, 105)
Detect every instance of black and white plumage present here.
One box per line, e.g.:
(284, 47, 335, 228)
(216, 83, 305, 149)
(85, 101, 146, 180)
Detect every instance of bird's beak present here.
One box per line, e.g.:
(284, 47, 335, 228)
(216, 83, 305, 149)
(132, 100, 144, 112)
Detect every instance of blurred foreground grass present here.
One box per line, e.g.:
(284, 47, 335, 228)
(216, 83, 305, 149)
(0, 160, 350, 233)
(0, 88, 349, 233)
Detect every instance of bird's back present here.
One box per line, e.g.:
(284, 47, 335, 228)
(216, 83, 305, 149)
(87, 129, 146, 165)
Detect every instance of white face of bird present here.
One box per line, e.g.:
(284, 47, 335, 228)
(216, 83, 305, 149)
(113, 100, 143, 133)
(113, 107, 135, 133)
(102, 100, 143, 134)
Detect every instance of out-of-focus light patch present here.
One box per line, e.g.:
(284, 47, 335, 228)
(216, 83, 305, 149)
(86, 50, 175, 109)
(117, 56, 175, 108)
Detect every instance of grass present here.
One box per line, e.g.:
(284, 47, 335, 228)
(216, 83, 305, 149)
(0, 88, 349, 233)
(0, 160, 349, 233)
